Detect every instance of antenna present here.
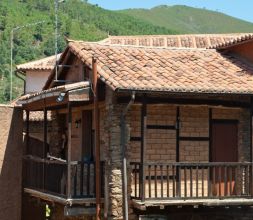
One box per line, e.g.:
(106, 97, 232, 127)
(54, 0, 64, 81)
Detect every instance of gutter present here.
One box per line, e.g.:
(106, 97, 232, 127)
(120, 91, 135, 220)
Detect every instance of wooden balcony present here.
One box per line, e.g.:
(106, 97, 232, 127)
(23, 156, 104, 204)
(131, 162, 253, 209)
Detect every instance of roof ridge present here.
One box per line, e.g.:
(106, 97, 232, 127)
(70, 40, 213, 51)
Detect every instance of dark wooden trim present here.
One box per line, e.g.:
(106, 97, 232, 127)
(176, 107, 180, 163)
(130, 137, 141, 142)
(117, 96, 251, 108)
(147, 125, 176, 130)
(209, 108, 212, 163)
(25, 110, 30, 156)
(93, 58, 101, 220)
(67, 103, 72, 199)
(211, 119, 239, 124)
(140, 95, 147, 202)
(179, 137, 209, 141)
(42, 106, 47, 191)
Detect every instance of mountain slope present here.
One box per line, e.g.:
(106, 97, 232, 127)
(119, 5, 253, 34)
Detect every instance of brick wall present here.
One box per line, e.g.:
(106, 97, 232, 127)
(129, 105, 250, 164)
(0, 105, 23, 220)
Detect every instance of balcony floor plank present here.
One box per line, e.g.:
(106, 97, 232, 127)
(132, 198, 253, 210)
(24, 188, 98, 205)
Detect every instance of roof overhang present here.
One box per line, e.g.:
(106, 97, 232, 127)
(18, 82, 91, 111)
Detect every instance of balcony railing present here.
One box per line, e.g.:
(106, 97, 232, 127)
(23, 156, 104, 199)
(131, 162, 253, 201)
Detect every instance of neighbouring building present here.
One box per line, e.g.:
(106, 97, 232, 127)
(16, 54, 60, 94)
(14, 33, 253, 220)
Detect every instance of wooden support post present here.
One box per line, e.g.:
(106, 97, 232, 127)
(140, 96, 147, 202)
(25, 110, 30, 155)
(93, 57, 101, 220)
(43, 107, 48, 191)
(250, 99, 253, 196)
(67, 103, 72, 199)
(208, 108, 212, 197)
(176, 107, 180, 196)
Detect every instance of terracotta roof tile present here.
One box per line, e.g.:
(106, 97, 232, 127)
(16, 54, 61, 72)
(101, 34, 251, 49)
(209, 33, 253, 49)
(66, 41, 253, 95)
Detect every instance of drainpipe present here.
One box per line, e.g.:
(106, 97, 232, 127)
(120, 91, 135, 220)
(15, 70, 26, 95)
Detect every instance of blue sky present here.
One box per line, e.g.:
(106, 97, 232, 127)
(88, 0, 253, 23)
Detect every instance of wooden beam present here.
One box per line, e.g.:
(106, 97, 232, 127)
(179, 137, 209, 141)
(117, 96, 251, 108)
(140, 95, 147, 202)
(93, 57, 101, 220)
(67, 103, 72, 199)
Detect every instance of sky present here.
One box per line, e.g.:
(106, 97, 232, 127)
(88, 0, 253, 23)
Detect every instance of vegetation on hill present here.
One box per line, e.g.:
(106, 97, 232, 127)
(0, 0, 174, 103)
(119, 5, 253, 34)
(0, 2, 253, 103)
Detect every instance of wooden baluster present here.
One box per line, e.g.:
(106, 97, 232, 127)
(229, 166, 232, 196)
(160, 165, 163, 198)
(224, 165, 227, 197)
(155, 165, 157, 198)
(218, 166, 221, 197)
(184, 166, 187, 198)
(148, 165, 151, 198)
(134, 164, 137, 198)
(202, 167, 204, 197)
(196, 166, 199, 198)
(87, 162, 90, 197)
(190, 167, 193, 198)
(167, 165, 169, 198)
(80, 162, 84, 197)
(173, 165, 175, 197)
(207, 165, 211, 197)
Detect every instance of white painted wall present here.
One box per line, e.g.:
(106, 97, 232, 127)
(25, 70, 51, 93)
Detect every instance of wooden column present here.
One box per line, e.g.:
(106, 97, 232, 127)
(93, 57, 101, 220)
(67, 103, 72, 199)
(176, 107, 180, 196)
(250, 99, 253, 196)
(208, 108, 212, 197)
(43, 107, 47, 191)
(140, 96, 147, 202)
(25, 110, 30, 155)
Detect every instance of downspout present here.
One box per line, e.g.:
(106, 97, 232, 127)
(15, 70, 26, 95)
(120, 91, 135, 220)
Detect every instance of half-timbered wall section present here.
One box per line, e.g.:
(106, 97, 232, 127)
(130, 105, 250, 163)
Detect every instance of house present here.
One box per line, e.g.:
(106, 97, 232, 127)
(16, 54, 60, 94)
(17, 33, 253, 220)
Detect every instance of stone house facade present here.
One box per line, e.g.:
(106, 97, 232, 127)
(17, 33, 253, 220)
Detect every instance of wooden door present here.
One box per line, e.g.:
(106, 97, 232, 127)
(211, 120, 238, 196)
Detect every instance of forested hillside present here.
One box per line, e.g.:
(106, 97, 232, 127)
(1, 1, 253, 103)
(119, 5, 253, 34)
(0, 0, 174, 103)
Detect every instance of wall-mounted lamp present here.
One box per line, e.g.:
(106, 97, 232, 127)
(75, 119, 81, 128)
(56, 92, 66, 102)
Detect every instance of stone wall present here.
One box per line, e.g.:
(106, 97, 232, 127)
(0, 105, 23, 220)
